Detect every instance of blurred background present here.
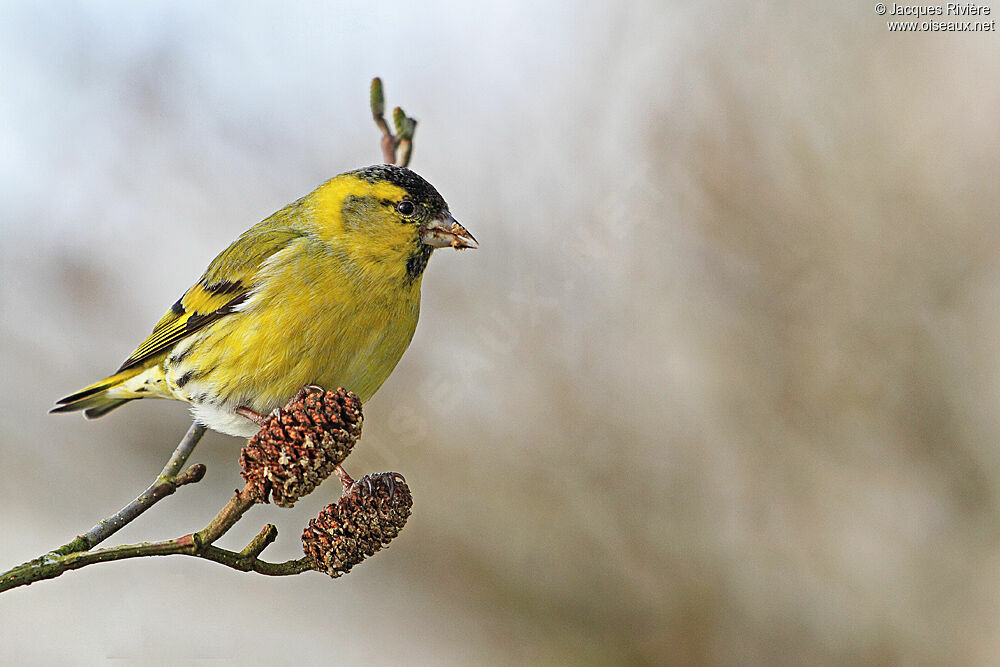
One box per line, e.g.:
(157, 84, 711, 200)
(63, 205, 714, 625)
(2, 1, 1000, 663)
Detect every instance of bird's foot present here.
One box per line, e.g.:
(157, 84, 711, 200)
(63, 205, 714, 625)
(235, 406, 280, 426)
(289, 384, 326, 405)
(335, 465, 355, 494)
(235, 406, 267, 425)
(235, 386, 325, 429)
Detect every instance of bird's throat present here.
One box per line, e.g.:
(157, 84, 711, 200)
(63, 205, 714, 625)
(405, 244, 434, 283)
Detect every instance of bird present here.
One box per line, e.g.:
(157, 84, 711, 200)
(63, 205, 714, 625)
(52, 164, 476, 437)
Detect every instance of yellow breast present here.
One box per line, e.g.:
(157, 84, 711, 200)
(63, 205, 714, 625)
(167, 234, 423, 414)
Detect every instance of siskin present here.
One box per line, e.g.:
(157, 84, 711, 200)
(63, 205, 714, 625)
(52, 165, 476, 437)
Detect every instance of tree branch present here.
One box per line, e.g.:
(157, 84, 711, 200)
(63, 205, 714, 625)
(193, 483, 258, 547)
(0, 530, 312, 592)
(52, 421, 208, 556)
(0, 480, 311, 592)
(238, 524, 278, 560)
(370, 77, 417, 167)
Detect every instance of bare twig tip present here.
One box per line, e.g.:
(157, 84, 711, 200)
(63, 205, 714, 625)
(370, 77, 385, 118)
(392, 107, 406, 137)
(239, 524, 279, 560)
(176, 463, 207, 487)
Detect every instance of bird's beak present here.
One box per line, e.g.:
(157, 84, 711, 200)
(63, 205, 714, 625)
(420, 213, 478, 250)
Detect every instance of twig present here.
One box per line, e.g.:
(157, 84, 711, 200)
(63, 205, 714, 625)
(370, 77, 417, 167)
(393, 106, 416, 169)
(50, 421, 207, 556)
(371, 77, 397, 164)
(0, 530, 312, 592)
(238, 524, 278, 560)
(199, 546, 313, 576)
(192, 483, 257, 547)
(0, 482, 306, 592)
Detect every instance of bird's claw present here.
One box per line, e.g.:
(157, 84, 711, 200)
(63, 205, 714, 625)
(289, 384, 326, 405)
(335, 465, 355, 493)
(235, 406, 268, 426)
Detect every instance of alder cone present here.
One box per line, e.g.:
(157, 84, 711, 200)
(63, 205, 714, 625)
(240, 387, 363, 508)
(301, 472, 412, 578)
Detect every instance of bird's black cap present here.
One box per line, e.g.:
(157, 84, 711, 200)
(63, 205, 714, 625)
(350, 164, 447, 212)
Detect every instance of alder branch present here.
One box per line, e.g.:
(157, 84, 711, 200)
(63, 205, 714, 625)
(52, 422, 208, 556)
(0, 387, 376, 592)
(0, 504, 312, 592)
(370, 77, 418, 167)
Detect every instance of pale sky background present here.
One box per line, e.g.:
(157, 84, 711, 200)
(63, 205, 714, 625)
(3, 2, 1000, 664)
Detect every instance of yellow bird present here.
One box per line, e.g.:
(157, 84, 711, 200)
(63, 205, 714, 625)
(52, 165, 476, 437)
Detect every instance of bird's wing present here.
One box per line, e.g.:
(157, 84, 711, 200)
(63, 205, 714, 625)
(118, 225, 306, 372)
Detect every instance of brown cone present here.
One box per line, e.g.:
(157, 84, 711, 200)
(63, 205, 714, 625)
(301, 472, 412, 578)
(239, 387, 363, 507)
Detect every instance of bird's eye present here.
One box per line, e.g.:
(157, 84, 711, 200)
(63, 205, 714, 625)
(396, 200, 416, 217)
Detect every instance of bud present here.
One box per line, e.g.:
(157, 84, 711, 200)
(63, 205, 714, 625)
(240, 387, 363, 507)
(370, 77, 385, 118)
(301, 472, 412, 578)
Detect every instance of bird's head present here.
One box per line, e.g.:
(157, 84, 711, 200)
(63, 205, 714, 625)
(308, 164, 476, 283)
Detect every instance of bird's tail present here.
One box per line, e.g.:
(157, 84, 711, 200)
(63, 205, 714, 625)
(51, 366, 149, 419)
